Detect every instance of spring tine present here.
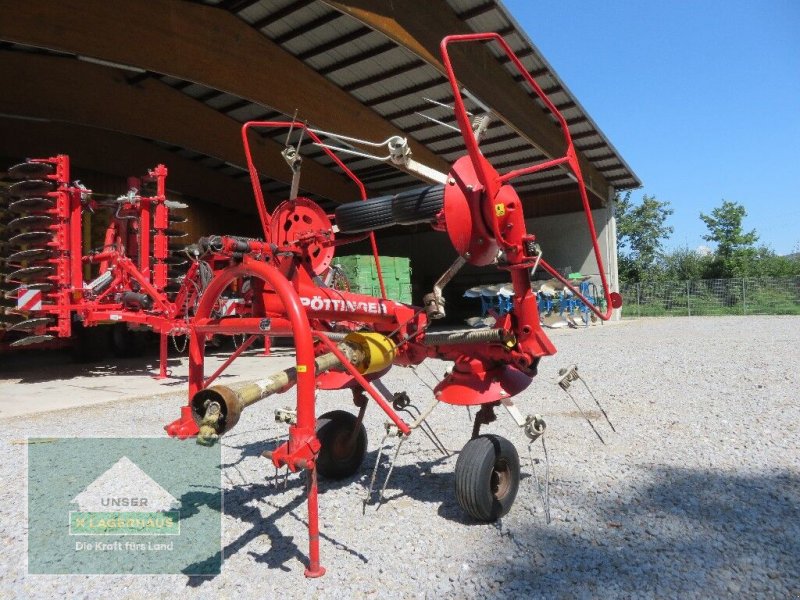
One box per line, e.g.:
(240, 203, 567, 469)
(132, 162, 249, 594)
(419, 419, 449, 456)
(562, 386, 605, 444)
(578, 376, 616, 432)
(363, 431, 390, 513)
(377, 437, 405, 507)
(167, 214, 188, 224)
(7, 161, 55, 180)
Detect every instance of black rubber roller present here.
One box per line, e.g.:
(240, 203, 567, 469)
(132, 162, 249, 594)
(391, 184, 445, 225)
(335, 184, 445, 234)
(335, 196, 395, 234)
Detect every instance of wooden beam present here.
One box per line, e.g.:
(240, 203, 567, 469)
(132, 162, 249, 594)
(0, 117, 257, 212)
(0, 51, 360, 204)
(0, 0, 451, 178)
(321, 0, 611, 202)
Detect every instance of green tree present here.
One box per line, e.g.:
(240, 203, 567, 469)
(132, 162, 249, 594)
(616, 192, 674, 281)
(700, 200, 758, 259)
(661, 246, 713, 281)
(699, 200, 760, 277)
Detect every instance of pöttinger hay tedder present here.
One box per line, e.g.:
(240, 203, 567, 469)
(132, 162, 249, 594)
(1, 33, 622, 577)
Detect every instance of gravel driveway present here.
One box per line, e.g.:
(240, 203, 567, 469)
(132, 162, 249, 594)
(2, 316, 798, 598)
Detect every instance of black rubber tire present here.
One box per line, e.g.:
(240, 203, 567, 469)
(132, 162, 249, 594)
(335, 197, 395, 234)
(316, 410, 368, 480)
(110, 323, 149, 358)
(454, 434, 520, 522)
(391, 185, 445, 225)
(71, 322, 111, 363)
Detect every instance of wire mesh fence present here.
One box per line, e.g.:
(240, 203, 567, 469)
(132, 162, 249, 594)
(619, 277, 800, 317)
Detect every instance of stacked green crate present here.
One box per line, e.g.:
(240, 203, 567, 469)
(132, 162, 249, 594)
(333, 255, 412, 304)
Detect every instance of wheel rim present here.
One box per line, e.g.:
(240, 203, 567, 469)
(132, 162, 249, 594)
(490, 458, 511, 500)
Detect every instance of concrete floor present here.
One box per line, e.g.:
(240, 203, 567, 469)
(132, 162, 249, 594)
(0, 345, 297, 418)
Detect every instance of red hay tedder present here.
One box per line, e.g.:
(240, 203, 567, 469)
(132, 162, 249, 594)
(0, 34, 621, 576)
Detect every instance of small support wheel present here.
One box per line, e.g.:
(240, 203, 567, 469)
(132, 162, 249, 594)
(454, 434, 520, 521)
(315, 410, 368, 480)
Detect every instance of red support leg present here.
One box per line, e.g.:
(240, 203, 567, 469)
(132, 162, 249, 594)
(262, 334, 271, 356)
(164, 330, 203, 438)
(304, 466, 326, 578)
(153, 332, 169, 380)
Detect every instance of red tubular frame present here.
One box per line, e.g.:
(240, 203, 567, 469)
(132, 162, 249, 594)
(440, 33, 616, 320)
(180, 254, 326, 577)
(240, 121, 387, 299)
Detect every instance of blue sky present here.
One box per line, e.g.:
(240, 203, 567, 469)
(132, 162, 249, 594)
(504, 0, 800, 255)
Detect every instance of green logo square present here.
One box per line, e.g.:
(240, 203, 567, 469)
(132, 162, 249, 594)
(28, 437, 222, 574)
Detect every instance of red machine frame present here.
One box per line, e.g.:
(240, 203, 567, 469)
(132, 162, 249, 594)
(0, 32, 622, 578)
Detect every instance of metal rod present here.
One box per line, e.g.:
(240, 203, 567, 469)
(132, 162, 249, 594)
(203, 334, 257, 388)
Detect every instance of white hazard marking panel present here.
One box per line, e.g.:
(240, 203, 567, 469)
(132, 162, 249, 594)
(17, 287, 42, 311)
(220, 298, 243, 317)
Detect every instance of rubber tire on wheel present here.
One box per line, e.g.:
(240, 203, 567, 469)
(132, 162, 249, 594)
(316, 410, 368, 480)
(110, 323, 149, 358)
(335, 197, 395, 234)
(454, 434, 520, 522)
(71, 322, 110, 363)
(391, 185, 444, 225)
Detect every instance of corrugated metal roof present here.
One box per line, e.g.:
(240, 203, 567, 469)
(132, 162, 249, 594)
(148, 0, 641, 202)
(0, 0, 637, 208)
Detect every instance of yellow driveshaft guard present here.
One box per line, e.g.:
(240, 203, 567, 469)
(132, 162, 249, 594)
(344, 331, 396, 375)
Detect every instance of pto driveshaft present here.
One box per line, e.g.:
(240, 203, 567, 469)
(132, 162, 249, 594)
(192, 332, 396, 444)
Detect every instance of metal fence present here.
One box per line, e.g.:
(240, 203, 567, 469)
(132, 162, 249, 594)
(619, 277, 800, 317)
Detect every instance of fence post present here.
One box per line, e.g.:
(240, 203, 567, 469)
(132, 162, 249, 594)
(687, 280, 691, 316)
(637, 282, 641, 318)
(742, 278, 746, 315)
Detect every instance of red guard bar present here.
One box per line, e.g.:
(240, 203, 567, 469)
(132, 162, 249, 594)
(240, 121, 387, 299)
(439, 33, 617, 320)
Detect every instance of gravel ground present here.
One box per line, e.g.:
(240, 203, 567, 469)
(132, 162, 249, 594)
(1, 316, 798, 599)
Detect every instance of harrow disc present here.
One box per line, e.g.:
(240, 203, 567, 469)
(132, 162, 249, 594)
(0, 308, 28, 321)
(7, 317, 52, 332)
(8, 231, 53, 245)
(5, 265, 55, 282)
(7, 161, 55, 180)
(8, 197, 55, 213)
(4, 282, 54, 299)
(5, 248, 51, 263)
(161, 228, 188, 238)
(10, 334, 55, 347)
(9, 179, 56, 198)
(164, 200, 189, 210)
(167, 266, 190, 279)
(159, 255, 188, 266)
(8, 214, 54, 231)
